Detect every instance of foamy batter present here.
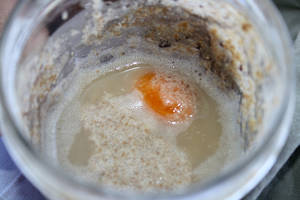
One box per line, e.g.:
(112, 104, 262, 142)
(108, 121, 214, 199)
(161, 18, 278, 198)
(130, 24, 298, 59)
(42, 54, 243, 192)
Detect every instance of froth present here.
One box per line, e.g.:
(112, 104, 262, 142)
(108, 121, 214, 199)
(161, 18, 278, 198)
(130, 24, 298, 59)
(42, 52, 242, 190)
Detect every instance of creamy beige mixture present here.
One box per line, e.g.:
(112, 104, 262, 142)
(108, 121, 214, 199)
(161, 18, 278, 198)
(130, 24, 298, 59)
(50, 59, 242, 192)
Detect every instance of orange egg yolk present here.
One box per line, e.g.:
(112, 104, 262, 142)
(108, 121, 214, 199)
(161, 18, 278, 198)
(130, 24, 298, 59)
(135, 72, 194, 123)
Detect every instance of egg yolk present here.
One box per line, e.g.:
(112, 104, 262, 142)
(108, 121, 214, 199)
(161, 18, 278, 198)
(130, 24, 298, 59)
(135, 72, 195, 123)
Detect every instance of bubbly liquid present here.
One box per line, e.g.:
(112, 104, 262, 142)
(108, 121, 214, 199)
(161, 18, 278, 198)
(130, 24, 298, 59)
(69, 66, 221, 169)
(47, 59, 242, 191)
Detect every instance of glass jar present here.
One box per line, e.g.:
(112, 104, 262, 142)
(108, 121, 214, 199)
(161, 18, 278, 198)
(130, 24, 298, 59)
(0, 0, 295, 200)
